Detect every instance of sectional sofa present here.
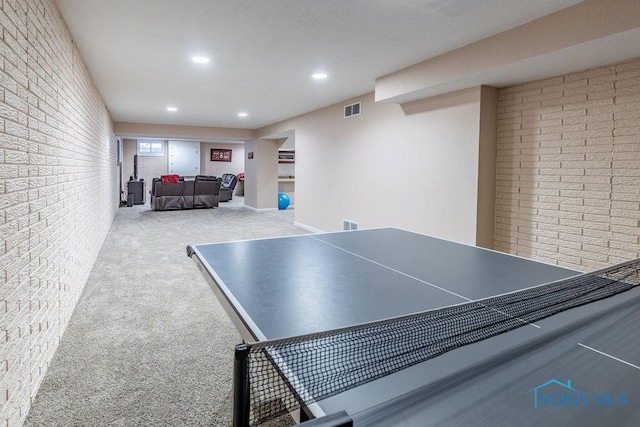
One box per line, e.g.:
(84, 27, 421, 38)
(149, 175, 221, 211)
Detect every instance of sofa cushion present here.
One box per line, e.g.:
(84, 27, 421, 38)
(194, 176, 221, 208)
(183, 181, 195, 209)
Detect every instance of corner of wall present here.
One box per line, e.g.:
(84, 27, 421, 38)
(476, 86, 499, 248)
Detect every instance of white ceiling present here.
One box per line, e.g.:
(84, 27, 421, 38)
(54, 0, 590, 129)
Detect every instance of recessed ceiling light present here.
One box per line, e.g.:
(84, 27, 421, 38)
(167, 107, 178, 112)
(312, 73, 328, 80)
(192, 56, 210, 64)
(238, 112, 248, 117)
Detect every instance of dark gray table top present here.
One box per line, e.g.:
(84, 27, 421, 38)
(188, 228, 579, 341)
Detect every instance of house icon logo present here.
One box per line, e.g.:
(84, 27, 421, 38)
(528, 379, 575, 409)
(528, 378, 627, 409)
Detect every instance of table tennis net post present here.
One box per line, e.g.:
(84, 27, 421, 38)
(232, 258, 640, 427)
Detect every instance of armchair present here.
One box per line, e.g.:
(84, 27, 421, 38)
(220, 173, 238, 202)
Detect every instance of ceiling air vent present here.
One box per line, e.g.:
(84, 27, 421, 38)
(344, 102, 361, 118)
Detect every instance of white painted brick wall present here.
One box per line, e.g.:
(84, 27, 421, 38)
(495, 58, 640, 271)
(0, 1, 118, 425)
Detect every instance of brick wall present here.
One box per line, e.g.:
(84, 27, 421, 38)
(0, 1, 118, 426)
(495, 58, 640, 271)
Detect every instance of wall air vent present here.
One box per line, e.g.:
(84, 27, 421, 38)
(342, 219, 359, 231)
(344, 102, 361, 118)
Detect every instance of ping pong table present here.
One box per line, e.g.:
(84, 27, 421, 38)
(187, 227, 640, 427)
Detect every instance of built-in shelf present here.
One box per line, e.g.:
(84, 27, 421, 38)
(278, 150, 295, 163)
(278, 176, 295, 205)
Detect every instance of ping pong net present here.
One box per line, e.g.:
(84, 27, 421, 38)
(232, 258, 640, 426)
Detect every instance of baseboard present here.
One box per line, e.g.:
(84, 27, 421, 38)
(243, 205, 277, 212)
(294, 222, 324, 234)
(243, 204, 298, 212)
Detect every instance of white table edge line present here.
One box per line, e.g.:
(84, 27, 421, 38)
(577, 343, 640, 371)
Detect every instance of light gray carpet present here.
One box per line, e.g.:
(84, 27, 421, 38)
(25, 199, 306, 426)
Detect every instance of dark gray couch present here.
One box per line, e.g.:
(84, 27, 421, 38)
(150, 176, 221, 211)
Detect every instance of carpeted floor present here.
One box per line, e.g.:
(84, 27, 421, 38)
(24, 198, 307, 426)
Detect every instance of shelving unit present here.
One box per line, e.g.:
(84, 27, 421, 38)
(278, 150, 295, 205)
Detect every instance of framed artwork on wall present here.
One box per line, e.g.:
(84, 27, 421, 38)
(278, 150, 295, 163)
(211, 148, 232, 162)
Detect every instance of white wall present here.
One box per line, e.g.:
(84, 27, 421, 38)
(244, 140, 258, 207)
(258, 88, 491, 244)
(244, 139, 279, 210)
